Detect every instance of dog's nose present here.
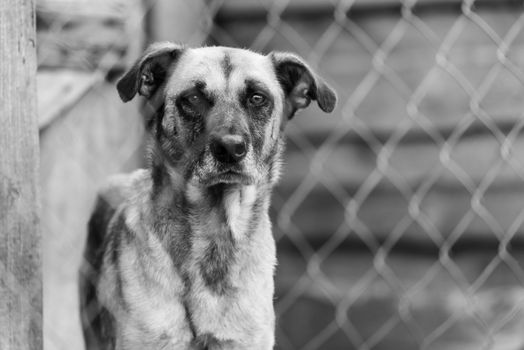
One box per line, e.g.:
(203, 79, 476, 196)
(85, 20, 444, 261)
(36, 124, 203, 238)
(211, 135, 247, 163)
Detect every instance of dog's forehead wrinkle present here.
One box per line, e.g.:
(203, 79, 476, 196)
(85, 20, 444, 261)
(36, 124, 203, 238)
(229, 60, 277, 89)
(166, 47, 282, 104)
(167, 50, 225, 94)
(221, 52, 233, 80)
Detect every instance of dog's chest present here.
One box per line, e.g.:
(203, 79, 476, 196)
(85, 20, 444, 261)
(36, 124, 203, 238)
(187, 189, 254, 292)
(99, 185, 276, 346)
(185, 226, 276, 343)
(183, 187, 277, 340)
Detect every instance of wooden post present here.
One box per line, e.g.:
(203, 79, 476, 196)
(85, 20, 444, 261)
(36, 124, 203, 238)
(0, 1, 41, 350)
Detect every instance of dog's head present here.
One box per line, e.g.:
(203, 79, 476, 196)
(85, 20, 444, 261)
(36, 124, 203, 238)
(117, 43, 336, 188)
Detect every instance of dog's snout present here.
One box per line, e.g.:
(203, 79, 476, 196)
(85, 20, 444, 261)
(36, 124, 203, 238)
(211, 135, 247, 163)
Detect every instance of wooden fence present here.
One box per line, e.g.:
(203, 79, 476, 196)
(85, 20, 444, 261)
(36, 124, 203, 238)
(0, 1, 41, 349)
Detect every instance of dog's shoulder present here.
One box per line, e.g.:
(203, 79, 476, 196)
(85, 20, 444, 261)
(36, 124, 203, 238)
(82, 168, 151, 270)
(84, 168, 152, 272)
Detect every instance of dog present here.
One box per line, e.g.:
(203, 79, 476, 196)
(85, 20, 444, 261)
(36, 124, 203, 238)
(79, 43, 336, 350)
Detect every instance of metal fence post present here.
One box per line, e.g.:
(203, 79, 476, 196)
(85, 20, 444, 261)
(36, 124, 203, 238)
(0, 0, 41, 349)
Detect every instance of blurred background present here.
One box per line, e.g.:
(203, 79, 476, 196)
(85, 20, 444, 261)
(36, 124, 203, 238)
(38, 0, 524, 349)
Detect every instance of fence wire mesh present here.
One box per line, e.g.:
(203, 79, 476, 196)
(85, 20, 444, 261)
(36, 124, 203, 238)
(37, 0, 524, 349)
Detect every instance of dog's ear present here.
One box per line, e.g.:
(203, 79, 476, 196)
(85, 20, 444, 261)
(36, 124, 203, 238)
(117, 42, 184, 102)
(270, 52, 337, 119)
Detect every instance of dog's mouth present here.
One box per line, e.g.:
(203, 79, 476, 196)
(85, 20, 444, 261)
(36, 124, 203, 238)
(203, 170, 254, 186)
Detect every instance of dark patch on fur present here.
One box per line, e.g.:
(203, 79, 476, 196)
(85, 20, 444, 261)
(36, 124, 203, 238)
(273, 60, 315, 121)
(154, 103, 167, 139)
(116, 44, 182, 102)
(198, 196, 236, 295)
(151, 162, 166, 197)
(174, 88, 209, 149)
(193, 333, 223, 349)
(140, 97, 162, 132)
(163, 212, 192, 271)
(109, 214, 131, 313)
(273, 60, 315, 97)
(240, 79, 274, 118)
(184, 299, 198, 341)
(84, 198, 114, 270)
(206, 184, 226, 207)
(239, 79, 274, 157)
(285, 104, 298, 121)
(148, 102, 179, 197)
(109, 227, 120, 268)
(109, 228, 123, 306)
(85, 307, 117, 350)
(176, 86, 212, 122)
(194, 80, 207, 92)
(148, 103, 188, 198)
(199, 234, 236, 295)
(80, 197, 117, 350)
(181, 273, 198, 342)
(271, 54, 337, 115)
(248, 120, 265, 158)
(183, 149, 207, 182)
(222, 53, 233, 80)
(149, 187, 193, 272)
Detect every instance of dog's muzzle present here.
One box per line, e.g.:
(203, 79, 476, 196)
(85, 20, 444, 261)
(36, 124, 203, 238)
(210, 134, 247, 164)
(202, 132, 254, 186)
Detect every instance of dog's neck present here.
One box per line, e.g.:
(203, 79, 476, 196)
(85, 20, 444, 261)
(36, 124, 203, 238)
(149, 152, 273, 225)
(187, 181, 270, 239)
(148, 159, 274, 294)
(150, 156, 273, 240)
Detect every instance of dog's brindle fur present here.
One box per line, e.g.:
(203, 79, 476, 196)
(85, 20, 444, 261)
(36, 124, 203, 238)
(79, 43, 336, 350)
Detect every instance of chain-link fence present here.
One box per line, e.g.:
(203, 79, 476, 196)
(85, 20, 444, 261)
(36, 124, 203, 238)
(38, 0, 524, 349)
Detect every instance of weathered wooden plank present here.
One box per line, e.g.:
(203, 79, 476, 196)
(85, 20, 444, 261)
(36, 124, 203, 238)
(0, 1, 41, 349)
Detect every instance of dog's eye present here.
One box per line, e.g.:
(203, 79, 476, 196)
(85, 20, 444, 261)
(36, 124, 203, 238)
(185, 93, 201, 105)
(179, 93, 203, 114)
(248, 93, 267, 106)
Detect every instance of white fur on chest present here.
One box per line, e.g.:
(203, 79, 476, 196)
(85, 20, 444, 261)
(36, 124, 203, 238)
(223, 185, 257, 240)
